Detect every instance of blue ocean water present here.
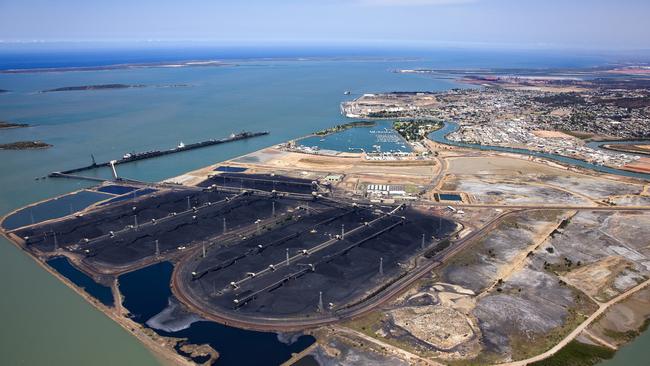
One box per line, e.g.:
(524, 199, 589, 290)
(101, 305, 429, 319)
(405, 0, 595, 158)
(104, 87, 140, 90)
(0, 46, 639, 366)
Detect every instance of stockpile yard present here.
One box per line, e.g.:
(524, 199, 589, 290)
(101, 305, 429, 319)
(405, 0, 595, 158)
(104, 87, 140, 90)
(198, 173, 318, 195)
(3, 174, 457, 324)
(176, 202, 456, 324)
(4, 176, 320, 274)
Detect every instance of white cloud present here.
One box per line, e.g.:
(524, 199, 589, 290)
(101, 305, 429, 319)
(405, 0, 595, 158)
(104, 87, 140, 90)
(356, 0, 477, 6)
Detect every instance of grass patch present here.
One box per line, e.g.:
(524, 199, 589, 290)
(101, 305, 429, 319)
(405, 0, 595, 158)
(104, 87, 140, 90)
(341, 310, 441, 360)
(560, 130, 596, 140)
(510, 285, 598, 361)
(510, 309, 589, 361)
(341, 311, 385, 339)
(603, 328, 640, 343)
(446, 351, 504, 366)
(602, 318, 650, 344)
(529, 341, 615, 366)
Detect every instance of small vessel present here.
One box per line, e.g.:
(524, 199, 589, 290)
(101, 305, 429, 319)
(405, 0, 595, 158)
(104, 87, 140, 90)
(177, 141, 185, 149)
(344, 91, 351, 95)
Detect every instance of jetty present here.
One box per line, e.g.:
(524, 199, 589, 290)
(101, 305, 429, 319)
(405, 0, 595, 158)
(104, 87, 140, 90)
(49, 131, 268, 178)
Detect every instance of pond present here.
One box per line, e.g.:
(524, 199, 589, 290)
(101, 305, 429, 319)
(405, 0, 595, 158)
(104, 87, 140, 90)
(46, 257, 114, 307)
(119, 262, 315, 366)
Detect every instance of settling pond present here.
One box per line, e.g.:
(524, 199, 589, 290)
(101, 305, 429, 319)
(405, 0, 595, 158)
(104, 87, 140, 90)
(119, 262, 315, 366)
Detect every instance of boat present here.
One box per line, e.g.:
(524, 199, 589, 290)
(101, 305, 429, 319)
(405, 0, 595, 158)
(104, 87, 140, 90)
(177, 141, 185, 149)
(344, 91, 351, 95)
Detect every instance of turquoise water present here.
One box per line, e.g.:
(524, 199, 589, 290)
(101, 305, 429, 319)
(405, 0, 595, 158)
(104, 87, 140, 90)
(599, 327, 650, 366)
(299, 120, 411, 153)
(436, 193, 463, 201)
(0, 50, 647, 365)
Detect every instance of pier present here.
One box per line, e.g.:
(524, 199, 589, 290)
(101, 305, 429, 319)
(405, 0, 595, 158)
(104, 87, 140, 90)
(48, 131, 269, 178)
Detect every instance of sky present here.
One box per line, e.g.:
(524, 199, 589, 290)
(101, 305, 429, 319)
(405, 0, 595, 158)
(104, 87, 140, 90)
(0, 0, 649, 50)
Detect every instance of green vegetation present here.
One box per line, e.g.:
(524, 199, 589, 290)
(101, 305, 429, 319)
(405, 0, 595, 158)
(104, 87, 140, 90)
(367, 110, 407, 118)
(393, 119, 443, 142)
(561, 129, 596, 140)
(314, 121, 375, 136)
(603, 328, 640, 343)
(529, 341, 615, 366)
(341, 310, 440, 359)
(534, 93, 586, 107)
(603, 318, 650, 343)
(447, 352, 504, 366)
(424, 238, 451, 258)
(510, 286, 598, 361)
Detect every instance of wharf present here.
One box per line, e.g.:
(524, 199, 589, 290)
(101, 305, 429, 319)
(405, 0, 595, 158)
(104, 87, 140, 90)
(49, 131, 269, 178)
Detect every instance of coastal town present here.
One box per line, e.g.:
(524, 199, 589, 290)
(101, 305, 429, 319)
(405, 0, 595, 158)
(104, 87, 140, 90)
(341, 79, 650, 172)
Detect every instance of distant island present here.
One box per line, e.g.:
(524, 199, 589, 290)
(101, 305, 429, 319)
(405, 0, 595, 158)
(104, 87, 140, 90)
(40, 83, 191, 93)
(2, 60, 230, 74)
(0, 121, 29, 129)
(0, 141, 52, 150)
(41, 84, 146, 93)
(0, 89, 8, 93)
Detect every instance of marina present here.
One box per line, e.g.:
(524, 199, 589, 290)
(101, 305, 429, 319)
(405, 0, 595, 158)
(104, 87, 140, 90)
(298, 120, 411, 154)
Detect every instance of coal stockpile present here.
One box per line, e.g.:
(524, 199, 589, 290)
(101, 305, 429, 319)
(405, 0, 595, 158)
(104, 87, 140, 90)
(17, 188, 309, 268)
(198, 173, 317, 194)
(17, 188, 229, 251)
(183, 207, 456, 318)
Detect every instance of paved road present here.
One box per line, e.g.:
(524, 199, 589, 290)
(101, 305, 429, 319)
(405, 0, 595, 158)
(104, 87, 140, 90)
(415, 201, 650, 211)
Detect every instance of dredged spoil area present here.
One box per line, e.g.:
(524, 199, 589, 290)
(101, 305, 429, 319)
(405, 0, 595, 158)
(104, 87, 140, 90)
(119, 262, 315, 366)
